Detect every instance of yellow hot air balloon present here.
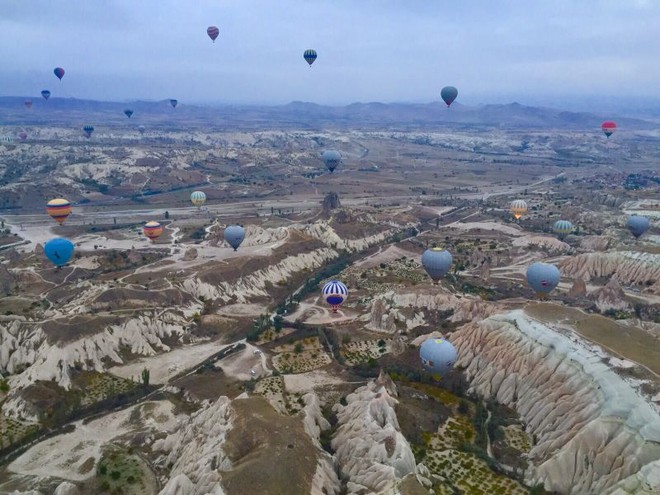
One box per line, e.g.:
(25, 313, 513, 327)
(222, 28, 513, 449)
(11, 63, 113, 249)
(46, 198, 72, 224)
(143, 221, 163, 242)
(510, 199, 528, 220)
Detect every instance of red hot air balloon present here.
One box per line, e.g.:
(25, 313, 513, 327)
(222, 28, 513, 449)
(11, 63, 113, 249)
(602, 121, 616, 138)
(207, 26, 219, 42)
(54, 67, 65, 80)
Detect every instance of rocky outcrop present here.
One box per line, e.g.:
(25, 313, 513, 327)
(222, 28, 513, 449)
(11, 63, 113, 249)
(512, 235, 571, 254)
(559, 252, 660, 293)
(579, 236, 610, 252)
(154, 396, 233, 495)
(0, 264, 15, 296)
(607, 459, 660, 494)
(53, 482, 80, 495)
(568, 278, 587, 298)
(182, 248, 198, 261)
(331, 372, 417, 494)
(591, 278, 631, 312)
(301, 221, 393, 253)
(451, 310, 660, 494)
(322, 192, 341, 212)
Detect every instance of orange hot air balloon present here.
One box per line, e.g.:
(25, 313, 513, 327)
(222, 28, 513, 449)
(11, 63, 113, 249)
(46, 198, 72, 224)
(143, 221, 163, 242)
(510, 199, 528, 220)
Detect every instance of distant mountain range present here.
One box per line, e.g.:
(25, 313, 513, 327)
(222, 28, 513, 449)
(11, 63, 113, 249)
(0, 97, 656, 130)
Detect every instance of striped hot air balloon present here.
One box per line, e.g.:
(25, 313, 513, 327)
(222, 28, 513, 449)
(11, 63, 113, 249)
(190, 191, 207, 209)
(510, 199, 528, 220)
(303, 49, 317, 67)
(46, 198, 72, 224)
(207, 26, 219, 42)
(553, 220, 574, 240)
(602, 121, 616, 138)
(322, 280, 348, 312)
(143, 221, 163, 242)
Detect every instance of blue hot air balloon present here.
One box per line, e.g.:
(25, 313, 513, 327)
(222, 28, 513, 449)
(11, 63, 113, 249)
(420, 338, 457, 375)
(41, 90, 51, 100)
(526, 262, 560, 298)
(44, 238, 74, 267)
(627, 215, 650, 239)
(224, 225, 245, 251)
(441, 86, 458, 107)
(421, 248, 453, 283)
(322, 150, 342, 173)
(322, 280, 348, 312)
(170, 99, 178, 109)
(303, 49, 317, 66)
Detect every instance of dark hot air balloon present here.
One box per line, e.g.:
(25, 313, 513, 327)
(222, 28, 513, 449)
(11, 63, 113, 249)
(322, 150, 342, 173)
(207, 26, 219, 42)
(41, 90, 51, 100)
(83, 125, 94, 138)
(24, 100, 32, 109)
(54, 67, 65, 80)
(44, 238, 74, 267)
(421, 248, 453, 283)
(304, 49, 317, 66)
(627, 215, 650, 239)
(441, 86, 458, 107)
(170, 99, 178, 109)
(124, 109, 134, 118)
(224, 225, 245, 251)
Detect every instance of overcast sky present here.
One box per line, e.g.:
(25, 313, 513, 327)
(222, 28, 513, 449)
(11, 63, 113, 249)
(1, 0, 659, 106)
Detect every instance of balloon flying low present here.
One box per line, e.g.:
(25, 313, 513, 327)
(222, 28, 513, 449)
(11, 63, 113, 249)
(46, 198, 72, 224)
(552, 220, 574, 240)
(526, 262, 560, 299)
(170, 99, 178, 109)
(601, 121, 616, 138)
(190, 191, 207, 208)
(44, 238, 74, 267)
(82, 125, 94, 138)
(224, 225, 245, 251)
(143, 221, 163, 242)
(420, 338, 457, 376)
(322, 150, 342, 173)
(421, 248, 453, 283)
(24, 100, 32, 110)
(322, 280, 348, 312)
(124, 109, 134, 118)
(510, 199, 528, 220)
(627, 215, 650, 239)
(138, 125, 146, 135)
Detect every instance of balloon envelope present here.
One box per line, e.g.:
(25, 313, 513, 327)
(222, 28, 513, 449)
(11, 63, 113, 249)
(124, 109, 134, 118)
(224, 225, 245, 250)
(82, 125, 94, 138)
(44, 238, 74, 267)
(627, 215, 650, 238)
(322, 280, 348, 311)
(510, 199, 528, 219)
(304, 49, 317, 66)
(420, 338, 457, 375)
(421, 248, 453, 282)
(54, 67, 65, 80)
(191, 191, 207, 207)
(441, 86, 458, 107)
(322, 150, 342, 173)
(553, 220, 574, 239)
(24, 100, 32, 109)
(143, 221, 163, 241)
(207, 26, 219, 41)
(526, 262, 560, 297)
(138, 125, 146, 135)
(18, 132, 28, 141)
(602, 121, 616, 138)
(46, 198, 72, 224)
(170, 99, 178, 108)
(41, 90, 51, 100)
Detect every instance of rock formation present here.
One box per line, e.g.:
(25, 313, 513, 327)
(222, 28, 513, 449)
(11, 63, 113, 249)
(451, 310, 660, 494)
(568, 277, 587, 298)
(579, 235, 610, 252)
(182, 248, 198, 261)
(0, 264, 15, 296)
(53, 482, 81, 495)
(322, 192, 341, 212)
(591, 278, 631, 312)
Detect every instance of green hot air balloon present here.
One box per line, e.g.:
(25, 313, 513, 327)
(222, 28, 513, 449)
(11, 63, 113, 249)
(553, 220, 574, 240)
(441, 86, 458, 107)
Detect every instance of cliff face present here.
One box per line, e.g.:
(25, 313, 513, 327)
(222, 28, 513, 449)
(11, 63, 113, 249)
(451, 310, 660, 495)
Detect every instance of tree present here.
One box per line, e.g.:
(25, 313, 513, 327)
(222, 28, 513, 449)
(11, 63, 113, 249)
(165, 210, 170, 220)
(141, 368, 150, 387)
(294, 343, 303, 354)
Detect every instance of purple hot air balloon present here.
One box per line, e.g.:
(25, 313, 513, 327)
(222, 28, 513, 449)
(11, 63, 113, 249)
(207, 26, 219, 42)
(54, 67, 65, 80)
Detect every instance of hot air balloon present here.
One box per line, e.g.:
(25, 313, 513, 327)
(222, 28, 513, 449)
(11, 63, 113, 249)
(224, 225, 245, 251)
(44, 238, 74, 268)
(553, 220, 574, 240)
(441, 86, 458, 107)
(1, 136, 15, 147)
(18, 132, 28, 141)
(207, 26, 219, 42)
(41, 90, 51, 100)
(82, 125, 94, 138)
(510, 199, 528, 220)
(322, 280, 348, 312)
(190, 191, 207, 209)
(54, 67, 65, 80)
(124, 109, 134, 118)
(322, 150, 342, 173)
(303, 49, 317, 67)
(420, 338, 457, 375)
(24, 100, 32, 110)
(627, 215, 650, 239)
(46, 198, 72, 224)
(526, 262, 560, 299)
(138, 125, 146, 135)
(421, 248, 453, 283)
(602, 121, 616, 138)
(143, 221, 163, 242)
(170, 99, 178, 109)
